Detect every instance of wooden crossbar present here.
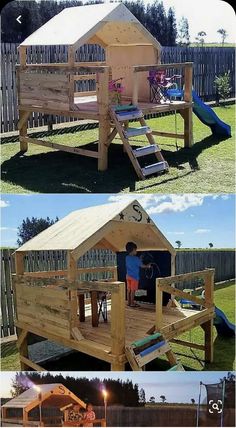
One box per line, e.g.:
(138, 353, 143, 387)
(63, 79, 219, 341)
(20, 136, 99, 158)
(133, 62, 193, 72)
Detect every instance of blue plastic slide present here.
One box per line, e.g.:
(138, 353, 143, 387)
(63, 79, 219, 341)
(192, 90, 231, 138)
(214, 306, 235, 337)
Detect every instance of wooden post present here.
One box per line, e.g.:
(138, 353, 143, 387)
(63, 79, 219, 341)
(203, 269, 215, 363)
(183, 63, 193, 148)
(23, 409, 28, 427)
(111, 283, 125, 370)
(68, 46, 75, 66)
(15, 252, 29, 370)
(19, 46, 27, 67)
(67, 252, 79, 333)
(91, 290, 99, 327)
(19, 110, 29, 152)
(132, 71, 139, 105)
(97, 68, 110, 171)
(156, 279, 163, 330)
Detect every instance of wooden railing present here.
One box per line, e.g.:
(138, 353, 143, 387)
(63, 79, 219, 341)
(13, 274, 125, 358)
(155, 269, 215, 330)
(132, 62, 193, 105)
(16, 62, 110, 111)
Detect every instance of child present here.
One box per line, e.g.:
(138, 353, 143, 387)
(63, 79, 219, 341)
(125, 242, 151, 307)
(83, 403, 96, 427)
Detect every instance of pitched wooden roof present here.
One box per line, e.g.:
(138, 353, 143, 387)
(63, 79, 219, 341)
(2, 384, 86, 412)
(20, 3, 161, 50)
(16, 200, 175, 257)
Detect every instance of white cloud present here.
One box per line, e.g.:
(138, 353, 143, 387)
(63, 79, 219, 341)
(195, 228, 211, 234)
(109, 194, 207, 214)
(0, 227, 17, 231)
(167, 231, 185, 235)
(0, 200, 10, 208)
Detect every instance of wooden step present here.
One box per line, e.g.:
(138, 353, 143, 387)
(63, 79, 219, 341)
(113, 104, 138, 112)
(124, 126, 151, 138)
(116, 110, 143, 122)
(133, 145, 160, 158)
(142, 161, 168, 176)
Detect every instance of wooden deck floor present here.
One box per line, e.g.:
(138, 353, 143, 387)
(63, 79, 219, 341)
(73, 96, 192, 114)
(79, 304, 201, 349)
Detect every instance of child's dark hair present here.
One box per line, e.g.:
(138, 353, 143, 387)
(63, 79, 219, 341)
(126, 242, 137, 253)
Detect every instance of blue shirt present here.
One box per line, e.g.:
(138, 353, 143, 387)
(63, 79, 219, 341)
(126, 255, 142, 280)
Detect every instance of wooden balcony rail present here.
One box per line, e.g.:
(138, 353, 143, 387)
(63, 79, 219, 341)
(155, 269, 215, 330)
(132, 62, 193, 105)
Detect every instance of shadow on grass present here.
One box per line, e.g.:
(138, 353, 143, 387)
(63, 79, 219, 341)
(205, 335, 235, 371)
(1, 133, 228, 193)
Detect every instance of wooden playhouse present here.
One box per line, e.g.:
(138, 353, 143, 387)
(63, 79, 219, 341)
(17, 2, 193, 179)
(1, 383, 102, 427)
(13, 200, 215, 371)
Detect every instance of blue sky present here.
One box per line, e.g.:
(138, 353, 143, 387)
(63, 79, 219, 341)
(0, 371, 229, 401)
(96, 0, 236, 43)
(0, 193, 234, 248)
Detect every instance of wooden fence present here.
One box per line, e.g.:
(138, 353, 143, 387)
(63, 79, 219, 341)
(1, 248, 235, 338)
(1, 44, 235, 132)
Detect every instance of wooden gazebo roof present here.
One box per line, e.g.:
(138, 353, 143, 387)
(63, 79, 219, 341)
(1, 384, 86, 412)
(20, 3, 161, 51)
(16, 199, 175, 259)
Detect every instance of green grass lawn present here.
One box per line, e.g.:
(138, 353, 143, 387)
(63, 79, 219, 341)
(1, 105, 235, 194)
(1, 282, 235, 371)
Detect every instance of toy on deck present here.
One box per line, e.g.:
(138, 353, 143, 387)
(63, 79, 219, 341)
(125, 331, 185, 371)
(108, 77, 125, 105)
(147, 70, 182, 103)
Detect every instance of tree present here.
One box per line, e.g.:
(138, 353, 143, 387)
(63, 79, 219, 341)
(11, 373, 141, 406)
(220, 372, 235, 408)
(139, 388, 146, 405)
(17, 216, 59, 246)
(149, 396, 155, 403)
(208, 243, 213, 248)
(195, 31, 207, 47)
(160, 395, 166, 403)
(175, 240, 182, 248)
(10, 372, 31, 397)
(191, 398, 195, 404)
(217, 28, 228, 46)
(166, 7, 177, 46)
(178, 17, 190, 46)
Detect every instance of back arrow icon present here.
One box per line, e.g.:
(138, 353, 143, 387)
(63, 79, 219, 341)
(16, 15, 22, 24)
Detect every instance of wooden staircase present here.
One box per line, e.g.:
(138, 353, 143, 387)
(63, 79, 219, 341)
(109, 105, 169, 180)
(125, 332, 184, 371)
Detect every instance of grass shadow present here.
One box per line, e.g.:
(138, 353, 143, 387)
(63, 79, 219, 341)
(1, 133, 228, 193)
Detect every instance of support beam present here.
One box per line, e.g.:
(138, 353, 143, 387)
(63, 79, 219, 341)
(155, 279, 163, 330)
(67, 252, 79, 332)
(111, 283, 125, 370)
(97, 68, 110, 171)
(182, 63, 193, 147)
(202, 320, 214, 363)
(19, 111, 29, 152)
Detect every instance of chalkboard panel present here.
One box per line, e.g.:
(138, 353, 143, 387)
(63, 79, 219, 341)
(117, 251, 171, 306)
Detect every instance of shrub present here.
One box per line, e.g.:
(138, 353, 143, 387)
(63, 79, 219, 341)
(214, 71, 232, 103)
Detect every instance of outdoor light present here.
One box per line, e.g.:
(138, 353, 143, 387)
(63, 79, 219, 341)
(102, 389, 108, 421)
(33, 385, 42, 426)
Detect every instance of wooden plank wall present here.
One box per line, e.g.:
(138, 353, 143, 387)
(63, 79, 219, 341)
(0, 248, 116, 337)
(1, 248, 235, 337)
(1, 44, 235, 132)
